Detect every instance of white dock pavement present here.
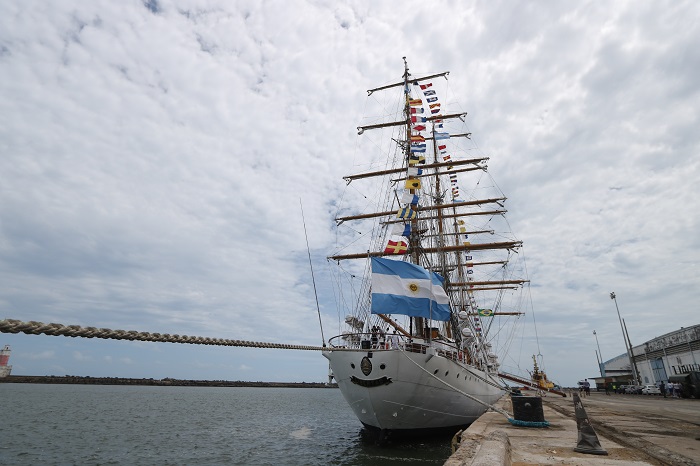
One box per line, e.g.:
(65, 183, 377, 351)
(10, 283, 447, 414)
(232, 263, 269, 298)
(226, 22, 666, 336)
(444, 392, 699, 466)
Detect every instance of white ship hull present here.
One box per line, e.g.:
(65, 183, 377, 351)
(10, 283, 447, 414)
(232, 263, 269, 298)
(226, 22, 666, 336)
(323, 346, 504, 431)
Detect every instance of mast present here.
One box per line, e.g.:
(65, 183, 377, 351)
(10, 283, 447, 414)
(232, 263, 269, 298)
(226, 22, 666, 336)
(398, 57, 420, 269)
(329, 241, 521, 261)
(335, 198, 505, 224)
(330, 58, 525, 348)
(402, 57, 425, 337)
(428, 101, 450, 339)
(342, 158, 488, 183)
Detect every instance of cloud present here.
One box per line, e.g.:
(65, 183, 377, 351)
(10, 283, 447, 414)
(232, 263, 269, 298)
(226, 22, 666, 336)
(72, 351, 93, 361)
(1, 0, 699, 388)
(26, 350, 57, 360)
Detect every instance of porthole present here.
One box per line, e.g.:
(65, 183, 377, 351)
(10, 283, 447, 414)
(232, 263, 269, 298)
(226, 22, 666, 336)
(351, 363, 355, 369)
(445, 371, 449, 376)
(457, 374, 460, 379)
(433, 369, 439, 374)
(380, 363, 386, 370)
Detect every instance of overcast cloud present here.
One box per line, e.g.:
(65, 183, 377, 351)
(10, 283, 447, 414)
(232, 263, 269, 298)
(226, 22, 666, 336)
(1, 0, 699, 386)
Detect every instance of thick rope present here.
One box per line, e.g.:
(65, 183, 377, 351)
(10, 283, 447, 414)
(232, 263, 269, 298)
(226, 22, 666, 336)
(0, 319, 329, 351)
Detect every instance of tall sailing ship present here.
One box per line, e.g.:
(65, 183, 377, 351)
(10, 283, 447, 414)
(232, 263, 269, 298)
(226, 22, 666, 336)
(323, 58, 531, 433)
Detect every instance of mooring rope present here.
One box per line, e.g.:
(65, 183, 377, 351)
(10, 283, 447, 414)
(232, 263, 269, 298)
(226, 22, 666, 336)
(399, 347, 550, 427)
(0, 319, 330, 351)
(399, 348, 512, 417)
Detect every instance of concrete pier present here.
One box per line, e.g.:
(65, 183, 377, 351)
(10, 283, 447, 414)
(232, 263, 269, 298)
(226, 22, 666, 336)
(445, 391, 699, 465)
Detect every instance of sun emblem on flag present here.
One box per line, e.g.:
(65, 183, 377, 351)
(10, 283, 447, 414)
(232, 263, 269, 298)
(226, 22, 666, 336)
(408, 283, 419, 293)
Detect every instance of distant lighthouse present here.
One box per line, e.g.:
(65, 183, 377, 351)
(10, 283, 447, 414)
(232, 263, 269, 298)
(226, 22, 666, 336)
(0, 345, 12, 377)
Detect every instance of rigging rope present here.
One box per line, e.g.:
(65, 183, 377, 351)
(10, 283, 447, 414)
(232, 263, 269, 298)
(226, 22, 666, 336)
(0, 319, 331, 351)
(399, 347, 510, 414)
(398, 347, 550, 427)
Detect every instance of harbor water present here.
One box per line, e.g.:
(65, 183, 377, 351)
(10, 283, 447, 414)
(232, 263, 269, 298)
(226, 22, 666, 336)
(0, 384, 452, 465)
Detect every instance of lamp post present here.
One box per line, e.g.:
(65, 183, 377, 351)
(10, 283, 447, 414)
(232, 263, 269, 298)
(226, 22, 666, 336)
(593, 330, 605, 377)
(610, 292, 639, 385)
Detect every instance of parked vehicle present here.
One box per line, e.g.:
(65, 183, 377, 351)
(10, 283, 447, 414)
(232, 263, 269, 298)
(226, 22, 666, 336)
(641, 384, 661, 395)
(616, 384, 630, 394)
(625, 385, 642, 394)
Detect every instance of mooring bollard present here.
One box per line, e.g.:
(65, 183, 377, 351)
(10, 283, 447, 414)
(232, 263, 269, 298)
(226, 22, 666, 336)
(572, 392, 608, 455)
(511, 395, 546, 423)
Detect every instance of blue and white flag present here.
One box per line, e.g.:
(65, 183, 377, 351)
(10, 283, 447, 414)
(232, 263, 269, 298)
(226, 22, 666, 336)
(391, 223, 411, 237)
(407, 166, 423, 176)
(434, 132, 450, 140)
(401, 192, 419, 205)
(370, 257, 451, 321)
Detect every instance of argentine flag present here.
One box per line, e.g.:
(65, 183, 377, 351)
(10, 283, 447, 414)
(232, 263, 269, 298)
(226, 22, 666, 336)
(370, 257, 451, 321)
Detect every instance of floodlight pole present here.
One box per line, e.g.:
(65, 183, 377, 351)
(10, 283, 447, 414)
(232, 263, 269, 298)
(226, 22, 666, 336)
(593, 330, 605, 377)
(610, 292, 639, 385)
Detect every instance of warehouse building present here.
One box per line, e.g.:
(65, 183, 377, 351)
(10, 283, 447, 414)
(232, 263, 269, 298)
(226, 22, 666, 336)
(589, 324, 699, 395)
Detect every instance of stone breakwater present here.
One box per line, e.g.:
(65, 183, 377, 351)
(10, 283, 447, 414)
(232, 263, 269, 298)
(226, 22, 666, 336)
(0, 375, 337, 388)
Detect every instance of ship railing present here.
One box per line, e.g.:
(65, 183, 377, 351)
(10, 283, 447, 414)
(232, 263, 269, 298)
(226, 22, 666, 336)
(327, 333, 469, 363)
(328, 332, 395, 350)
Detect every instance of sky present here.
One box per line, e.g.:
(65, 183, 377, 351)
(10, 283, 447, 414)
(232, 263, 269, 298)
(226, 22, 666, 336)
(1, 0, 699, 388)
